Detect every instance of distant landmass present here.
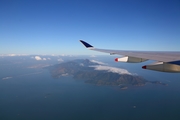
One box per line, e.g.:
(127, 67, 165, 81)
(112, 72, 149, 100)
(46, 59, 167, 88)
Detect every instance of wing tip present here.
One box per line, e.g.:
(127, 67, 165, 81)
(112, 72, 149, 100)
(79, 40, 94, 48)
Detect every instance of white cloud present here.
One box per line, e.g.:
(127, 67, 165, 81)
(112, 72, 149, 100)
(90, 60, 106, 65)
(0, 54, 28, 56)
(33, 56, 48, 61)
(47, 58, 51, 60)
(57, 58, 64, 62)
(51, 54, 58, 56)
(35, 56, 42, 60)
(90, 65, 132, 75)
(9, 54, 16, 56)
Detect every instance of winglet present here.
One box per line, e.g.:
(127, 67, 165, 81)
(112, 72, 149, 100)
(79, 40, 94, 48)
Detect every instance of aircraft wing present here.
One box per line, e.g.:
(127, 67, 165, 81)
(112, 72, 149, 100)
(80, 40, 180, 73)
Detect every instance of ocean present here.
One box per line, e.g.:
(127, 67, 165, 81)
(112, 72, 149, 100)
(0, 58, 180, 120)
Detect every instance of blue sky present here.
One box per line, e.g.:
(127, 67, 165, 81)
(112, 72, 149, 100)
(0, 0, 180, 55)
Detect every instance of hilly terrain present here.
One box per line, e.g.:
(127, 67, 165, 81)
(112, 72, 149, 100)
(47, 59, 167, 87)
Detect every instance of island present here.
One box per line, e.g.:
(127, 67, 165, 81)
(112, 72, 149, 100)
(46, 59, 167, 87)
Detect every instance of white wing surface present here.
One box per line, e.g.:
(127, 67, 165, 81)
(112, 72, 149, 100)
(80, 40, 180, 73)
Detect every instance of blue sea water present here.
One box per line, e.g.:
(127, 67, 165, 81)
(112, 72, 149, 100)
(1, 58, 180, 120)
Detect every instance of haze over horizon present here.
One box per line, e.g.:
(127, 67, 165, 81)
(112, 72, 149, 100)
(1, 0, 180, 55)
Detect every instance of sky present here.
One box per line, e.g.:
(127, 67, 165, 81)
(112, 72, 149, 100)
(0, 0, 180, 55)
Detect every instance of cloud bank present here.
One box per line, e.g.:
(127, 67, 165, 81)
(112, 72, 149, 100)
(90, 65, 132, 75)
(90, 60, 106, 65)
